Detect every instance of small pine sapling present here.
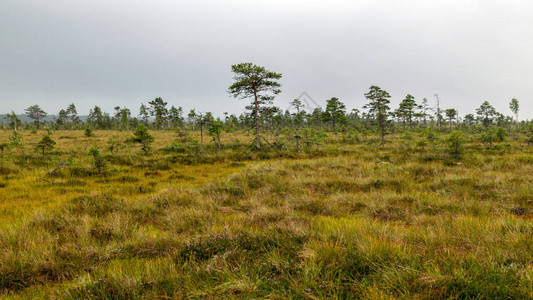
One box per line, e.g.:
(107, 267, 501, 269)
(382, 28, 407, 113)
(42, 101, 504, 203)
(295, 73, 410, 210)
(88, 146, 108, 175)
(129, 123, 154, 154)
(480, 127, 497, 148)
(9, 130, 25, 156)
(85, 127, 94, 137)
(447, 130, 466, 160)
(495, 126, 508, 142)
(35, 135, 56, 159)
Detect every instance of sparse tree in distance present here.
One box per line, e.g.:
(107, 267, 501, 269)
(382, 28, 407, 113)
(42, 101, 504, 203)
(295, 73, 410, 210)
(290, 99, 305, 130)
(25, 105, 47, 129)
(88, 106, 105, 129)
(169, 106, 184, 129)
(119, 107, 131, 130)
(434, 94, 442, 127)
(139, 103, 150, 125)
(113, 106, 122, 128)
(509, 98, 519, 123)
(189, 111, 210, 145)
(476, 101, 498, 127)
(228, 62, 282, 148)
(464, 114, 475, 127)
(321, 97, 347, 130)
(197, 112, 207, 145)
(420, 98, 430, 125)
(5, 111, 21, 130)
(148, 97, 168, 130)
(188, 109, 197, 129)
(57, 109, 68, 127)
(396, 94, 418, 129)
(291, 99, 305, 151)
(66, 103, 79, 128)
(364, 86, 391, 146)
(445, 109, 457, 131)
(208, 117, 223, 149)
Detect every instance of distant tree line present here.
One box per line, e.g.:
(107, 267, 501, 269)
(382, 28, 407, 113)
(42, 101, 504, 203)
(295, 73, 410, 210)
(1, 63, 530, 148)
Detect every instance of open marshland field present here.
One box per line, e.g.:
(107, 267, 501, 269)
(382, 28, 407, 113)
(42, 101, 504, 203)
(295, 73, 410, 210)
(0, 129, 532, 299)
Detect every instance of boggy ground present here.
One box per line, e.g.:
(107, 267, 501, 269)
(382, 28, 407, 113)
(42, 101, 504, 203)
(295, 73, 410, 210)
(0, 130, 532, 299)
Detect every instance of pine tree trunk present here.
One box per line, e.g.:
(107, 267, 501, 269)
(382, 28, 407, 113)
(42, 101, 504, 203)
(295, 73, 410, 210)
(253, 86, 260, 149)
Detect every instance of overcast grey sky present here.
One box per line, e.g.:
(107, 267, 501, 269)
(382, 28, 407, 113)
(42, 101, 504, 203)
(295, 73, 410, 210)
(1, 0, 531, 119)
